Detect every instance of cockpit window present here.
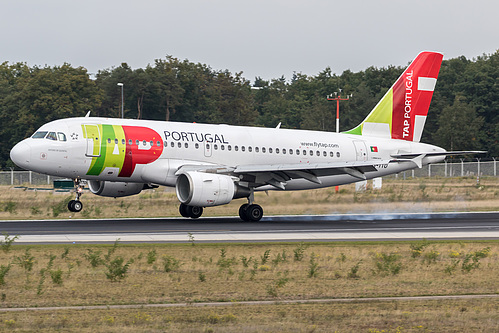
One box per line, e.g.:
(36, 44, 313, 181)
(32, 131, 48, 139)
(57, 132, 67, 141)
(46, 132, 57, 141)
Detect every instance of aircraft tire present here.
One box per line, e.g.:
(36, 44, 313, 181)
(188, 206, 203, 219)
(179, 203, 190, 218)
(68, 200, 76, 212)
(69, 200, 83, 213)
(239, 204, 250, 221)
(245, 204, 263, 222)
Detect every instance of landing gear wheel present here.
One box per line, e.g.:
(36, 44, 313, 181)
(179, 203, 203, 219)
(68, 200, 83, 213)
(179, 203, 190, 218)
(246, 204, 263, 222)
(239, 204, 263, 222)
(72, 200, 83, 212)
(239, 204, 249, 220)
(187, 206, 203, 219)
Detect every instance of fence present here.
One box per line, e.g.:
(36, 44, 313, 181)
(1, 159, 496, 186)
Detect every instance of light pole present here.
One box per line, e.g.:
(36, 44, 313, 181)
(327, 89, 352, 133)
(117, 83, 124, 118)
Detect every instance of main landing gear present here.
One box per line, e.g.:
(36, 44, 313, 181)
(68, 179, 84, 213)
(238, 191, 263, 222)
(179, 201, 264, 222)
(179, 203, 203, 219)
(238, 203, 263, 222)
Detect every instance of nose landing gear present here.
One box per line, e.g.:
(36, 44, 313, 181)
(68, 179, 84, 213)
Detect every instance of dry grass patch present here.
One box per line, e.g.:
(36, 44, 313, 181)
(2, 176, 499, 220)
(0, 240, 498, 309)
(0, 177, 499, 219)
(1, 299, 499, 332)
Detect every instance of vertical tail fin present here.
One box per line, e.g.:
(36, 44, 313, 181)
(345, 51, 443, 142)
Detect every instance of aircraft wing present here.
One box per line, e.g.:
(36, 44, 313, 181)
(176, 160, 392, 190)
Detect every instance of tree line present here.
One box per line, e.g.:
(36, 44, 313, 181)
(1, 51, 497, 169)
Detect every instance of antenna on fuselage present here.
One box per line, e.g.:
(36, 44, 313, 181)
(85, 111, 91, 117)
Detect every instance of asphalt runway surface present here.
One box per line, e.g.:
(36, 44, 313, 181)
(1, 211, 499, 244)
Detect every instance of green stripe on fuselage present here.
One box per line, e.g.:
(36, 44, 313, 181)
(86, 124, 126, 176)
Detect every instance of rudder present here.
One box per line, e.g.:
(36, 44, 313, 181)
(345, 51, 443, 142)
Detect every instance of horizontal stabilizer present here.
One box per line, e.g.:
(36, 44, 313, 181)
(391, 151, 486, 159)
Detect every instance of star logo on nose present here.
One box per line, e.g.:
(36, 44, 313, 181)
(71, 133, 78, 140)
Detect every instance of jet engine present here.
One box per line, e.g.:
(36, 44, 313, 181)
(176, 171, 250, 207)
(88, 180, 145, 197)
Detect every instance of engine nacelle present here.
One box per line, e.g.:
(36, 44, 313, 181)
(176, 172, 250, 207)
(88, 180, 144, 197)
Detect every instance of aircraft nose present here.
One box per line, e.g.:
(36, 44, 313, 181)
(10, 141, 31, 169)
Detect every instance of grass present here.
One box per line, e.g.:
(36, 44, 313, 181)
(0, 240, 498, 331)
(1, 176, 499, 220)
(0, 241, 498, 309)
(2, 299, 499, 332)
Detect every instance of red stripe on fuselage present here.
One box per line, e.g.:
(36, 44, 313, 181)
(119, 126, 164, 177)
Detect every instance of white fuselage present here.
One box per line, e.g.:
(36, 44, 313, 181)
(10, 117, 446, 191)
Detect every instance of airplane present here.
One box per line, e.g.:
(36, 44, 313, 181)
(9, 51, 482, 221)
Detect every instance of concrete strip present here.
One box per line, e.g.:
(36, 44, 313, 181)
(1, 294, 498, 312)
(15, 230, 499, 243)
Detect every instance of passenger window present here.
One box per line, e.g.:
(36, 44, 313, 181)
(262, 147, 266, 153)
(32, 131, 48, 139)
(303, 150, 307, 155)
(255, 147, 259, 153)
(228, 145, 232, 151)
(296, 149, 299, 155)
(57, 132, 67, 141)
(221, 145, 225, 150)
(107, 138, 111, 144)
(113, 138, 117, 144)
(150, 140, 153, 146)
(323, 151, 327, 157)
(157, 141, 161, 147)
(185, 143, 189, 148)
(178, 142, 182, 148)
(214, 144, 218, 150)
(316, 151, 320, 156)
(163, 141, 167, 147)
(206, 143, 210, 150)
(248, 146, 252, 152)
(241, 146, 245, 152)
(276, 148, 279, 154)
(269, 148, 273, 153)
(171, 142, 175, 148)
(129, 139, 133, 145)
(235, 146, 239, 152)
(195, 143, 199, 149)
(143, 140, 146, 146)
(282, 148, 286, 155)
(337, 152, 341, 158)
(289, 149, 293, 155)
(330, 151, 334, 157)
(136, 140, 139, 146)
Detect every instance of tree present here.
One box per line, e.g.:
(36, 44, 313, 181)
(434, 95, 484, 151)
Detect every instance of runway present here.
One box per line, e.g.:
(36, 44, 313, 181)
(1, 211, 499, 244)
